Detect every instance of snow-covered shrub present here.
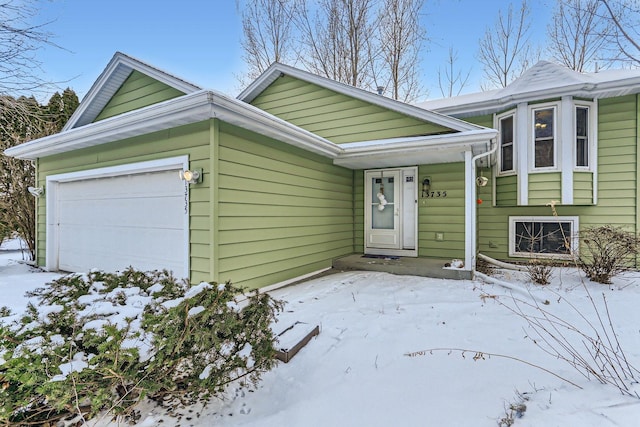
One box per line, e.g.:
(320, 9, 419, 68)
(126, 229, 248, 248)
(578, 225, 640, 284)
(0, 268, 282, 425)
(526, 259, 553, 285)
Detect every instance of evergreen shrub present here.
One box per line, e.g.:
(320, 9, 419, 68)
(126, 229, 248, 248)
(0, 268, 283, 425)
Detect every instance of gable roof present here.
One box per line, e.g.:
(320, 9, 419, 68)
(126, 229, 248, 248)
(239, 62, 485, 133)
(5, 54, 497, 168)
(417, 61, 640, 117)
(62, 52, 202, 131)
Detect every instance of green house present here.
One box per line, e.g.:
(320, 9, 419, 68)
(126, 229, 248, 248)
(6, 52, 499, 288)
(418, 61, 640, 263)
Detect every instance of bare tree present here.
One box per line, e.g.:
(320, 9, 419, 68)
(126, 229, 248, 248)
(238, 0, 298, 81)
(0, 0, 58, 95)
(376, 0, 425, 101)
(547, 0, 610, 71)
(599, 0, 640, 66)
(295, 0, 379, 89)
(478, 0, 533, 89)
(437, 47, 471, 97)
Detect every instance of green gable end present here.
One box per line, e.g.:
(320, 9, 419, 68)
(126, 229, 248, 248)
(93, 70, 185, 122)
(250, 75, 454, 144)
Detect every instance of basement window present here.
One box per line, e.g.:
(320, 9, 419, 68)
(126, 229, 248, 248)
(509, 216, 578, 259)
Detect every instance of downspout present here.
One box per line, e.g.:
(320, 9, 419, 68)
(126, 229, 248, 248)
(469, 140, 497, 274)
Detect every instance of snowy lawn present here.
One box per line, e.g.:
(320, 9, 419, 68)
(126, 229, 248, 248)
(1, 240, 639, 426)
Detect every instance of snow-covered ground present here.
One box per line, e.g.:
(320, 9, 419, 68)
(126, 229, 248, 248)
(1, 240, 639, 426)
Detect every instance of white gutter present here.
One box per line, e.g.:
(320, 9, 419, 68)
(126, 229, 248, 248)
(5, 90, 342, 160)
(432, 78, 640, 117)
(339, 129, 497, 154)
(467, 140, 498, 274)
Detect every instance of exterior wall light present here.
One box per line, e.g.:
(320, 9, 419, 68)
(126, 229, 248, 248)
(476, 176, 489, 187)
(28, 186, 44, 197)
(421, 177, 431, 197)
(179, 168, 202, 184)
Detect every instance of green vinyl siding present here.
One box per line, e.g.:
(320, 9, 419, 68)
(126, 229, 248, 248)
(496, 175, 517, 206)
(93, 70, 184, 122)
(250, 75, 454, 143)
(36, 121, 211, 281)
(216, 122, 354, 290)
(477, 95, 639, 261)
(463, 114, 493, 128)
(528, 173, 561, 205)
(418, 162, 466, 259)
(573, 172, 593, 204)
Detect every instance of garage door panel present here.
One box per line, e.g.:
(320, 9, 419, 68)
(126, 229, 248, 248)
(55, 168, 187, 275)
(58, 226, 184, 273)
(59, 172, 183, 199)
(58, 196, 184, 228)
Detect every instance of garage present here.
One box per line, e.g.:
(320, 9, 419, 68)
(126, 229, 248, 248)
(46, 157, 189, 277)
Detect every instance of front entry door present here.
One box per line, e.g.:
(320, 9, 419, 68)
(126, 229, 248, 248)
(364, 168, 417, 256)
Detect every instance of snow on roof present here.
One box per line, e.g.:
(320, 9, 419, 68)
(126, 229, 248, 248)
(417, 61, 640, 117)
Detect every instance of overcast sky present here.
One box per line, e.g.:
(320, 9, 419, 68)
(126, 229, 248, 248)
(35, 0, 554, 102)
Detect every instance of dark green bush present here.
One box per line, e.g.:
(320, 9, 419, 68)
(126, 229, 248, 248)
(0, 268, 282, 425)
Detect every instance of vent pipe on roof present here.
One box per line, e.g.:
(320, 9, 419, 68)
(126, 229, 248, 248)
(376, 86, 384, 95)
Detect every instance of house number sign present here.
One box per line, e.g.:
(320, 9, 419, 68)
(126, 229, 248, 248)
(424, 191, 447, 198)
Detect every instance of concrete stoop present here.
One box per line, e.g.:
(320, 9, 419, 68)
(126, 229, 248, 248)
(332, 254, 473, 280)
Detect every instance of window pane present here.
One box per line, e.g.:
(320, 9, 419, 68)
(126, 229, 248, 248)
(514, 221, 571, 255)
(500, 115, 514, 172)
(576, 138, 588, 167)
(576, 107, 588, 137)
(501, 116, 513, 143)
(576, 107, 589, 167)
(534, 108, 554, 168)
(534, 109, 554, 139)
(535, 139, 554, 168)
(501, 145, 513, 172)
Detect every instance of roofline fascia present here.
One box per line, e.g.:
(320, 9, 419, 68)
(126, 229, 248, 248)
(432, 77, 640, 116)
(339, 128, 498, 156)
(6, 91, 342, 160)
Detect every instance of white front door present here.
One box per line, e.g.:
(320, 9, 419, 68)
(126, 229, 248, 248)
(364, 167, 417, 256)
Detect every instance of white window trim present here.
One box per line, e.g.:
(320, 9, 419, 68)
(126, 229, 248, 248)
(495, 110, 517, 177)
(574, 101, 596, 172)
(529, 102, 560, 172)
(45, 156, 190, 278)
(508, 215, 579, 259)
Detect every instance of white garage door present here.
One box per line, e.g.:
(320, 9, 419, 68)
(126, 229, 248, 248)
(54, 168, 187, 275)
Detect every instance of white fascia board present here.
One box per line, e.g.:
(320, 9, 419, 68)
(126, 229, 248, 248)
(7, 91, 212, 159)
(63, 52, 202, 131)
(6, 90, 342, 161)
(334, 129, 497, 169)
(432, 79, 640, 117)
(339, 129, 498, 154)
(240, 63, 485, 133)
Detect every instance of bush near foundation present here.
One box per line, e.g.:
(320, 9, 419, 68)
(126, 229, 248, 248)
(578, 225, 640, 284)
(0, 269, 282, 426)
